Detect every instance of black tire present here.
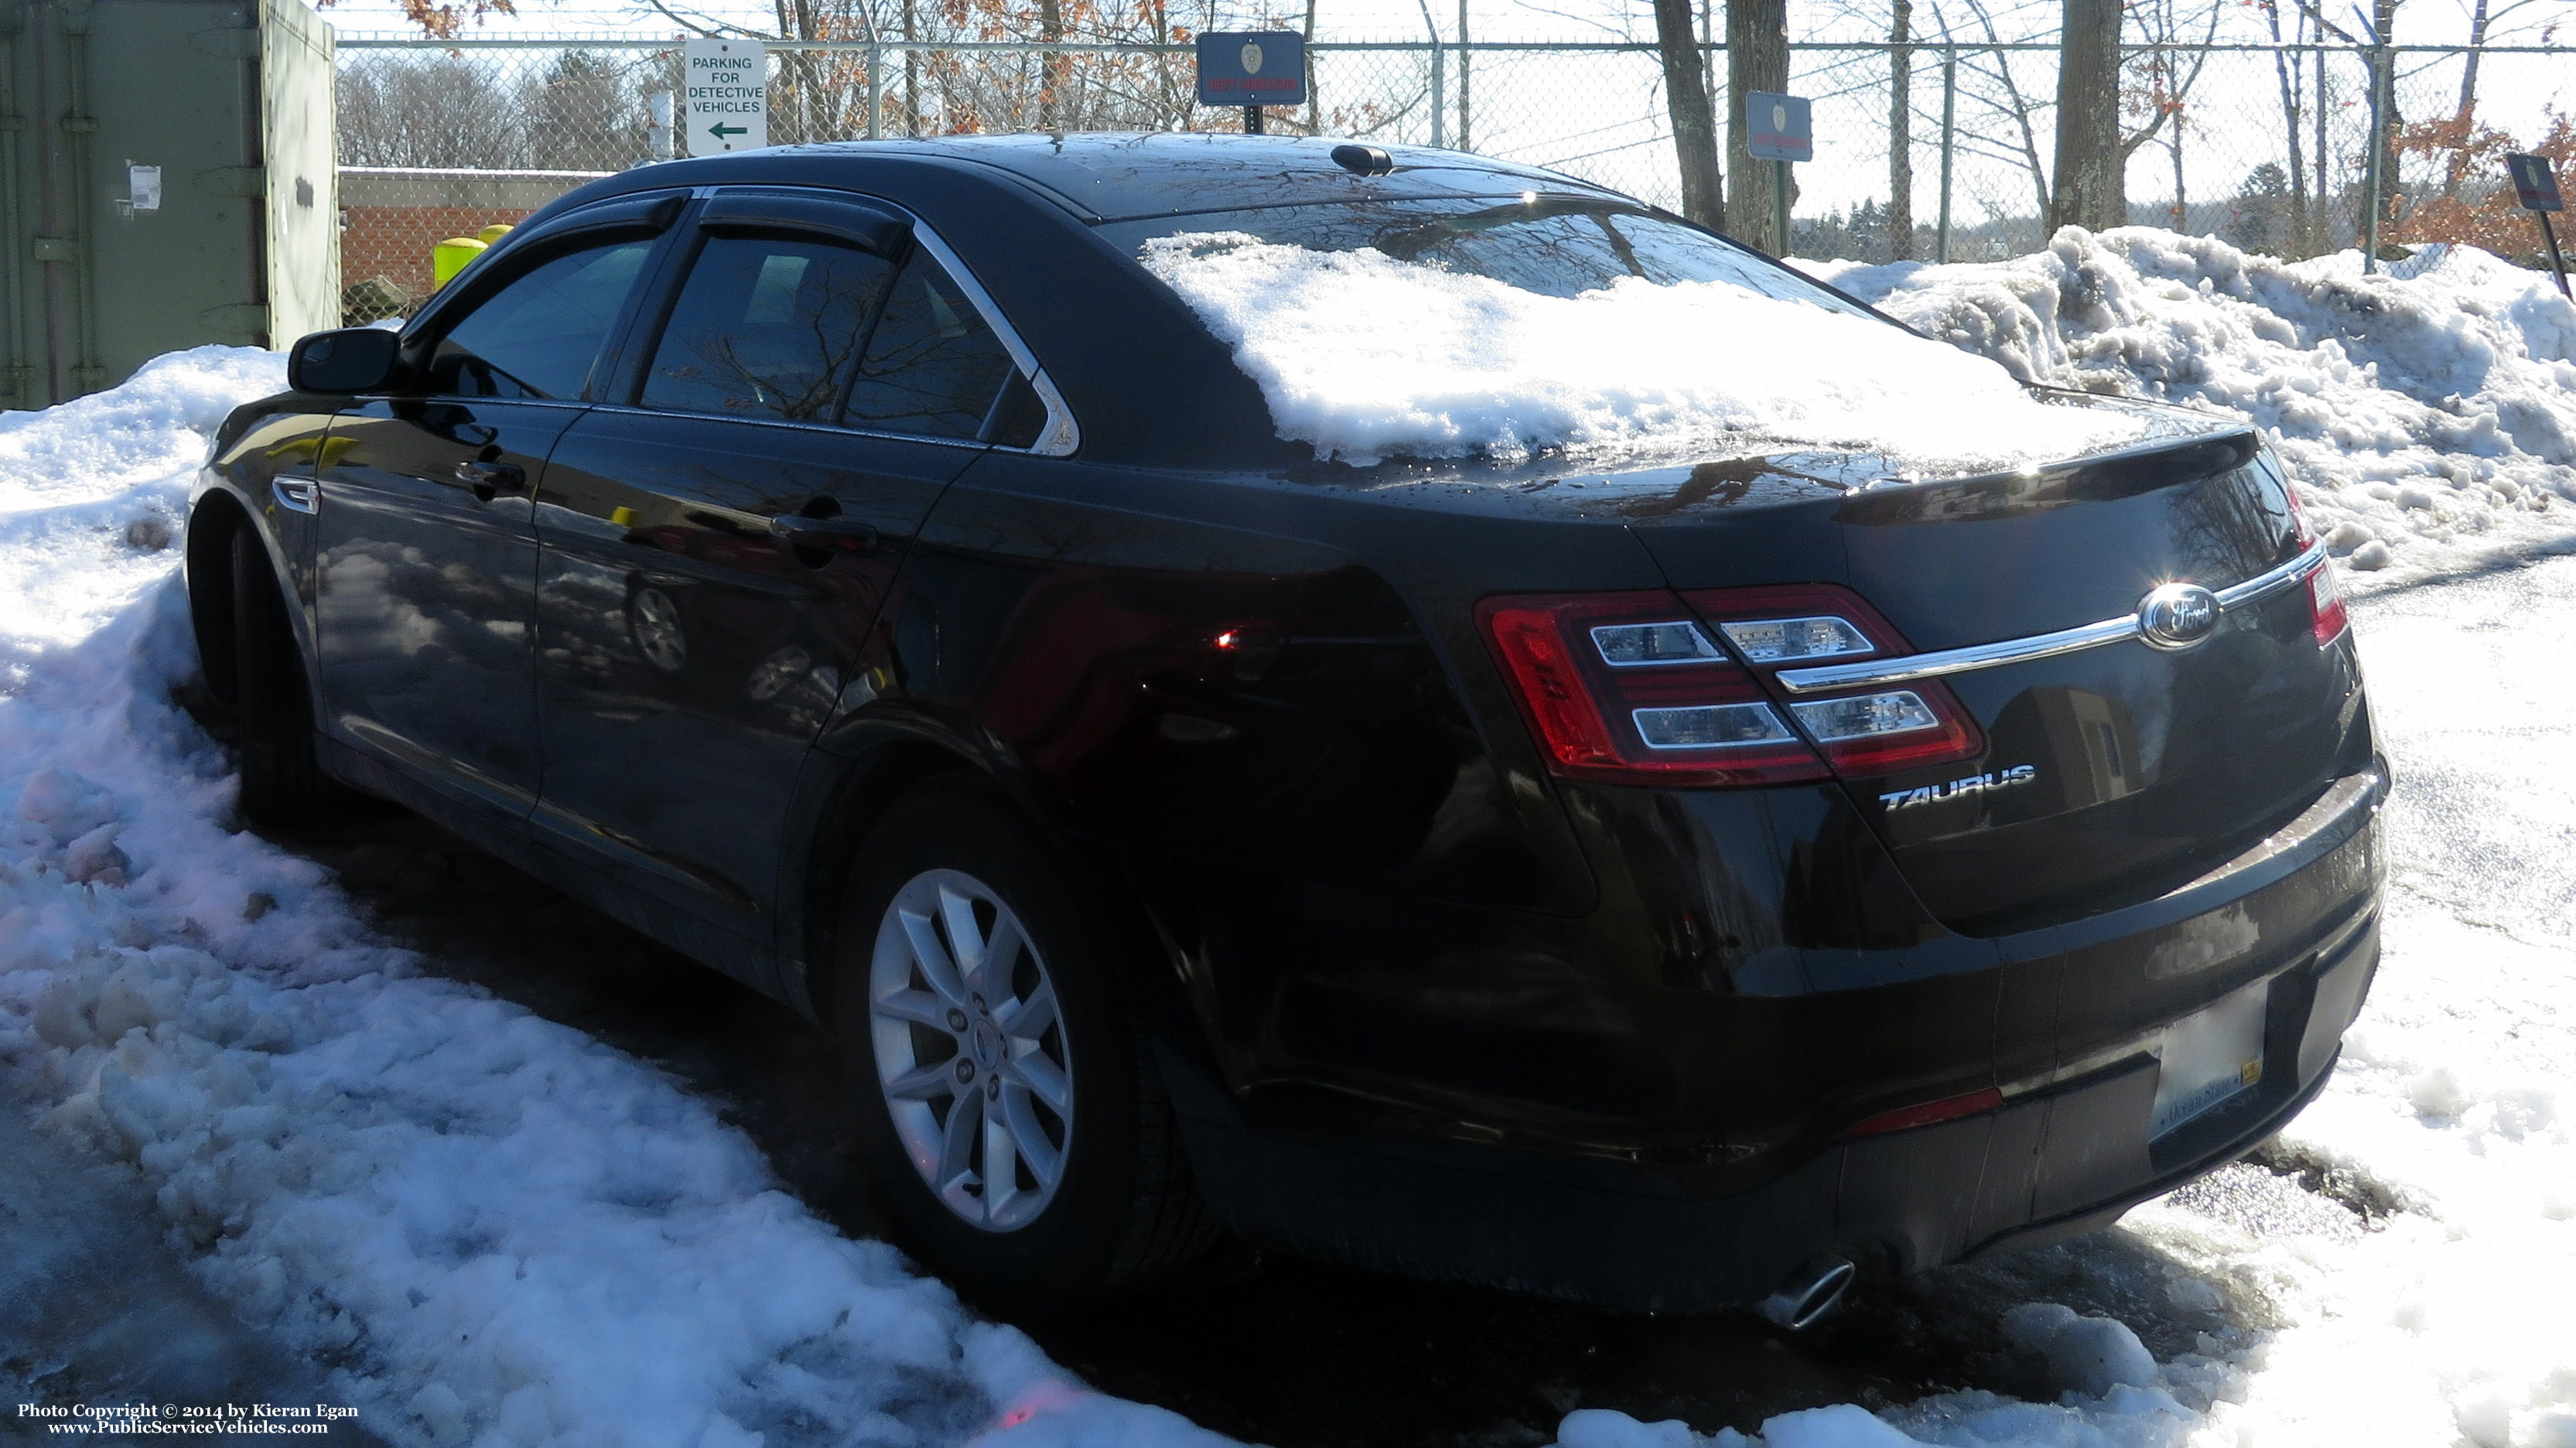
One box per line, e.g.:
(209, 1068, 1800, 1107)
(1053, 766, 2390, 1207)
(832, 779, 1217, 1315)
(227, 524, 343, 827)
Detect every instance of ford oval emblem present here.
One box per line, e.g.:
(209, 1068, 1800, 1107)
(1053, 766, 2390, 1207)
(2136, 582, 2222, 651)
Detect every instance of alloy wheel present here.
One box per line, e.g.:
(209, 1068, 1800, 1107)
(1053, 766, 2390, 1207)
(867, 868, 1074, 1231)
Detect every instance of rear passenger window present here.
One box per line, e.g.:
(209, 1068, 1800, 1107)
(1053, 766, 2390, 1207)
(842, 252, 1018, 441)
(428, 238, 652, 400)
(644, 234, 897, 422)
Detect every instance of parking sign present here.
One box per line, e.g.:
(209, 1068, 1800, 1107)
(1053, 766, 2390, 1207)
(1196, 32, 1307, 108)
(684, 39, 768, 155)
(2506, 152, 2564, 213)
(1744, 92, 1812, 163)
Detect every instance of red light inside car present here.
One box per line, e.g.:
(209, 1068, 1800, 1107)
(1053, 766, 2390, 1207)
(1680, 584, 1984, 777)
(1478, 593, 1831, 787)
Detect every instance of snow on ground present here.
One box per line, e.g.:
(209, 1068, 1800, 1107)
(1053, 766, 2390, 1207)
(1138, 231, 2147, 469)
(0, 350, 1223, 1448)
(1811, 231, 2576, 592)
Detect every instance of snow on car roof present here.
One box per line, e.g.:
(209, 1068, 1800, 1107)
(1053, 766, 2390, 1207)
(1141, 230, 2151, 470)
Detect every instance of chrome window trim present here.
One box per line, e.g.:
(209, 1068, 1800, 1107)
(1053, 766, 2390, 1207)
(899, 217, 1081, 457)
(576, 401, 993, 454)
(1775, 541, 2332, 695)
(679, 184, 1082, 457)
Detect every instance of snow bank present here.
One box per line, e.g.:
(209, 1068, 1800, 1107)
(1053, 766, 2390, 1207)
(0, 352, 1219, 1447)
(1809, 231, 2576, 590)
(1139, 232, 2147, 469)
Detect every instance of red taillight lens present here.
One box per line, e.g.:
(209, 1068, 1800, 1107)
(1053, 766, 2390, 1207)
(2308, 557, 2350, 646)
(2280, 481, 2351, 647)
(1478, 593, 1830, 787)
(1681, 584, 1985, 776)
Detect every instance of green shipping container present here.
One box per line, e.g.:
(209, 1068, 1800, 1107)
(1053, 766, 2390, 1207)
(0, 0, 336, 408)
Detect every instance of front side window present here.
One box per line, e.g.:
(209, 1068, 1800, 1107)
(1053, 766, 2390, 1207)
(643, 234, 898, 422)
(426, 238, 653, 400)
(842, 251, 1019, 442)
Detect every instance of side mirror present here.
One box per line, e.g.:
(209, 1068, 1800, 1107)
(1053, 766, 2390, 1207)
(288, 326, 401, 394)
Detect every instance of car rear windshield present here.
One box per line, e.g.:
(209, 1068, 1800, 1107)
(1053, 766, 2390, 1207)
(1096, 195, 1885, 317)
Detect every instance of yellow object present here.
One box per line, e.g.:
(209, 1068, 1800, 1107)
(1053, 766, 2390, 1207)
(476, 223, 514, 245)
(432, 235, 487, 289)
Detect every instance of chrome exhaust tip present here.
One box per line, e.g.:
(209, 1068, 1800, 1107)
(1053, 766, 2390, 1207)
(1754, 1255, 1856, 1331)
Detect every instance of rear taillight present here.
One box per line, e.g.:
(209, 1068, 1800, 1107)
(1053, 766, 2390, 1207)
(1478, 593, 1829, 787)
(2308, 556, 2350, 646)
(1478, 585, 1984, 788)
(2281, 479, 2350, 646)
(1683, 584, 1984, 776)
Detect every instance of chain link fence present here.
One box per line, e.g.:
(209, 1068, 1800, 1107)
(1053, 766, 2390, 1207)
(333, 33, 2575, 322)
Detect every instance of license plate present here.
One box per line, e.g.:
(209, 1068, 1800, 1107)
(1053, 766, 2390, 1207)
(2150, 981, 2268, 1139)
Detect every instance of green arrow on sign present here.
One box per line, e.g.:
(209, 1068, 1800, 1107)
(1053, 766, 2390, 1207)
(709, 121, 748, 139)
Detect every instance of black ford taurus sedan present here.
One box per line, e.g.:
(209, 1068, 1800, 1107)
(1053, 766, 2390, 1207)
(187, 134, 2383, 1322)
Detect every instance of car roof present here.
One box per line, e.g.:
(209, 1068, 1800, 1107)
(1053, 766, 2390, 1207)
(741, 132, 1625, 224)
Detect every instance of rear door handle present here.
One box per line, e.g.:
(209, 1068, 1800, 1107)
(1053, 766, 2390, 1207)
(454, 459, 526, 500)
(769, 514, 880, 554)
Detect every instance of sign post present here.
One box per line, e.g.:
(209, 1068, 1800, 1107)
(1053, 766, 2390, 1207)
(1196, 32, 1307, 135)
(682, 39, 768, 155)
(2506, 152, 2570, 300)
(1744, 91, 1812, 259)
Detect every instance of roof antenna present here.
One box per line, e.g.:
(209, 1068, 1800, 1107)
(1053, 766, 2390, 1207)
(1331, 144, 1395, 177)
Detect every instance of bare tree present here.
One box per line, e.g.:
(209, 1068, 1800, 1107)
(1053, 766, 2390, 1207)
(1726, 0, 1791, 243)
(2120, 0, 2224, 230)
(1946, 0, 2055, 224)
(1888, 0, 1915, 258)
(2048, 0, 2122, 230)
(1652, 0, 1727, 226)
(2443, 0, 2545, 194)
(2259, 0, 2312, 251)
(338, 53, 535, 167)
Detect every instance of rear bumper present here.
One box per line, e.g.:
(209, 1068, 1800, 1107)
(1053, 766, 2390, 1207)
(1180, 908, 2374, 1310)
(1170, 769, 2385, 1310)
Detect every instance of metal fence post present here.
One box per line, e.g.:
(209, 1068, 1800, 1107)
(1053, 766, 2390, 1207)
(1457, 0, 1471, 152)
(1937, 43, 1956, 264)
(1430, 41, 1447, 147)
(866, 42, 883, 139)
(1411, 0, 1445, 147)
(2362, 41, 2386, 271)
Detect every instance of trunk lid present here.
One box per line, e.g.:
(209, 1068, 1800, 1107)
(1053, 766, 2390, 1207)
(1620, 402, 2366, 934)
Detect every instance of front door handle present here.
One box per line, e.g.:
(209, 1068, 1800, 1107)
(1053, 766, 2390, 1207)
(455, 459, 526, 501)
(769, 514, 880, 554)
